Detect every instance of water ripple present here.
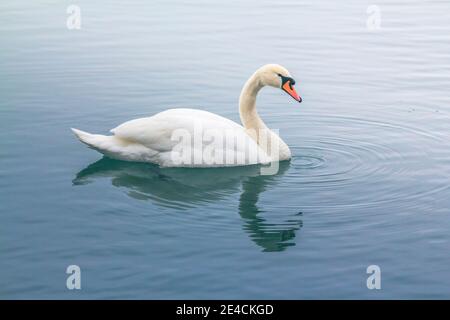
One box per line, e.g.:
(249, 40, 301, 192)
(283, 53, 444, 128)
(281, 110, 450, 210)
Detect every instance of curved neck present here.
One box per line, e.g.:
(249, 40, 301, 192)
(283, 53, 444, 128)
(239, 73, 267, 131)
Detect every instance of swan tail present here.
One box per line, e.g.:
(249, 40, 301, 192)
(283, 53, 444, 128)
(71, 128, 153, 162)
(71, 128, 109, 150)
(71, 128, 127, 159)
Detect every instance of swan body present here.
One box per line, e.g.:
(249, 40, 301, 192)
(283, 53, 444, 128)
(72, 109, 273, 167)
(72, 64, 301, 168)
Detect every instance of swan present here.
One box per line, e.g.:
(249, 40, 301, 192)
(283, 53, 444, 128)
(71, 64, 302, 167)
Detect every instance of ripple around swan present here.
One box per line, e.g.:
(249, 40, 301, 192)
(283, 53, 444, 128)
(71, 106, 450, 250)
(280, 110, 450, 210)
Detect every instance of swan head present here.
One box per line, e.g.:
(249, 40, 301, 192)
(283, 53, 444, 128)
(256, 64, 302, 103)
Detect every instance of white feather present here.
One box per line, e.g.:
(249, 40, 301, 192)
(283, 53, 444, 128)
(72, 64, 295, 167)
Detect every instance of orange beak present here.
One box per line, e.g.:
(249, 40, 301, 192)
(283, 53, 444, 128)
(282, 80, 302, 103)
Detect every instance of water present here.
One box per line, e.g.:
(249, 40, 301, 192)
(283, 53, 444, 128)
(1, 0, 450, 299)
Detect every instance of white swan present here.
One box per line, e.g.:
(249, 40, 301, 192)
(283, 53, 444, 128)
(72, 64, 302, 167)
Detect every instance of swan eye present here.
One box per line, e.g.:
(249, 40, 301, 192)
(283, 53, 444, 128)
(279, 74, 296, 88)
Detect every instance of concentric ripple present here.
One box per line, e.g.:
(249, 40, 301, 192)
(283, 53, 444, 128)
(279, 107, 450, 210)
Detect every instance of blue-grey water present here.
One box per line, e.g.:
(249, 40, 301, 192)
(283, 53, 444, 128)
(1, 0, 450, 299)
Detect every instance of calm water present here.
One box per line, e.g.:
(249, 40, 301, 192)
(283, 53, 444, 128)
(1, 0, 450, 299)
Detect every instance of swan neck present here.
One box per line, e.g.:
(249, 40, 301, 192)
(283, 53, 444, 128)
(239, 73, 266, 131)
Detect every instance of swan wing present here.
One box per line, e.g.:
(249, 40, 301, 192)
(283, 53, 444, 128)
(110, 108, 270, 166)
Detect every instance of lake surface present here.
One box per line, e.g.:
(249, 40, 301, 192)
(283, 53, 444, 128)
(1, 0, 450, 299)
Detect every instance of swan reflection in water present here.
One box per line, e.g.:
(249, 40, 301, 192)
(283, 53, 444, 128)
(73, 158, 302, 252)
